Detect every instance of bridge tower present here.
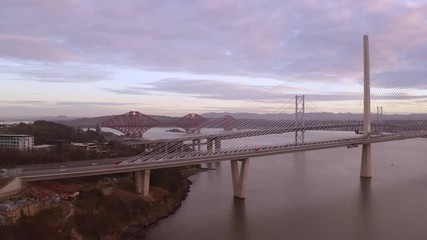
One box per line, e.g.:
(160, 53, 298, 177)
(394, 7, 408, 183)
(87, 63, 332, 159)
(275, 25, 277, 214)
(295, 95, 305, 144)
(175, 113, 207, 134)
(376, 106, 383, 133)
(100, 111, 159, 137)
(361, 35, 372, 178)
(219, 114, 237, 131)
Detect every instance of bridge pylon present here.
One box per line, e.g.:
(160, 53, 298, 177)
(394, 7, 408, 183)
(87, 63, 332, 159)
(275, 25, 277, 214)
(100, 111, 159, 137)
(175, 113, 207, 134)
(361, 35, 372, 178)
(375, 106, 383, 134)
(295, 95, 305, 144)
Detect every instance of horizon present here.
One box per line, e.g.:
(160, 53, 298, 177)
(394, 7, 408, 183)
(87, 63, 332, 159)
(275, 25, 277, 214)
(1, 1, 427, 118)
(2, 110, 427, 122)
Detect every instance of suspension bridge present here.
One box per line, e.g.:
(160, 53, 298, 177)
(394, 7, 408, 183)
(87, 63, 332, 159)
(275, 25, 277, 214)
(2, 35, 427, 199)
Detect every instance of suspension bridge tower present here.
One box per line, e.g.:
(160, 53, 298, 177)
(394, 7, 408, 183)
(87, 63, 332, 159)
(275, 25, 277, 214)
(376, 106, 384, 133)
(295, 95, 305, 144)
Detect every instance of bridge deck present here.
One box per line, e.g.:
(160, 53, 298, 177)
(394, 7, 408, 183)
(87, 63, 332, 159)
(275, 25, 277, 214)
(6, 131, 426, 181)
(121, 124, 364, 145)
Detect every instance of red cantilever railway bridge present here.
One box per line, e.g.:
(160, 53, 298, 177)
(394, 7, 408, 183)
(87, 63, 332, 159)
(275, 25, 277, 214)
(100, 111, 160, 137)
(98, 111, 244, 137)
(99, 111, 213, 136)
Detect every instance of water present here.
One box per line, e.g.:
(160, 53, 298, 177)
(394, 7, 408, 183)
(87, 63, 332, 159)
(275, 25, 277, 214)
(141, 129, 427, 240)
(0, 120, 33, 125)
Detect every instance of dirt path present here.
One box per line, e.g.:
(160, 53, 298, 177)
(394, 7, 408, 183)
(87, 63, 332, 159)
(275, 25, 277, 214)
(65, 202, 83, 240)
(65, 202, 75, 220)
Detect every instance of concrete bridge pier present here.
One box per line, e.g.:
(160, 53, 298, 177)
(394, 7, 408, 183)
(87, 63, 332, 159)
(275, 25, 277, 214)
(192, 139, 201, 151)
(360, 144, 372, 178)
(230, 159, 250, 199)
(164, 143, 169, 154)
(181, 142, 184, 152)
(214, 138, 221, 151)
(207, 138, 213, 152)
(135, 170, 150, 196)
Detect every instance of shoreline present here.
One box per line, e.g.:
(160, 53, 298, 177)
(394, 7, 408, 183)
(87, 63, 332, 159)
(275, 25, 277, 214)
(0, 166, 208, 240)
(120, 167, 202, 239)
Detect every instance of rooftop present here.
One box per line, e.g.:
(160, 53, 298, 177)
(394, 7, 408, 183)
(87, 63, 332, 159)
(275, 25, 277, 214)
(0, 134, 33, 137)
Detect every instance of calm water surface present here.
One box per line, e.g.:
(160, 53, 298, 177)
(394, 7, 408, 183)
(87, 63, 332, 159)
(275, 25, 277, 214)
(143, 129, 427, 240)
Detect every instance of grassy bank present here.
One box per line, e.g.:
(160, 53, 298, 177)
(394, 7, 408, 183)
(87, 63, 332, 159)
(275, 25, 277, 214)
(0, 177, 13, 189)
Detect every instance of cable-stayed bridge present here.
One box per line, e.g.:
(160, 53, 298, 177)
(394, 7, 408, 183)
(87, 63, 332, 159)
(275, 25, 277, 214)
(2, 35, 427, 199)
(5, 128, 427, 199)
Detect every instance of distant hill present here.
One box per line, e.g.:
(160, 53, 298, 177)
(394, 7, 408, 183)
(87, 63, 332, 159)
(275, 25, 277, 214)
(56, 114, 180, 127)
(54, 111, 427, 129)
(39, 115, 79, 121)
(200, 112, 365, 120)
(200, 112, 427, 121)
(151, 115, 180, 126)
(1, 120, 104, 145)
(56, 115, 116, 127)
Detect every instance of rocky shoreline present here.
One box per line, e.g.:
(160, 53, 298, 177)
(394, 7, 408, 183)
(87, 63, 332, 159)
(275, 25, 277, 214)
(119, 168, 196, 240)
(0, 166, 205, 240)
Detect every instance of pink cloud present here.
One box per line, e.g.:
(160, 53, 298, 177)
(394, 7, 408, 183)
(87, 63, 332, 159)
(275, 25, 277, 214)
(0, 35, 73, 61)
(0, 0, 425, 85)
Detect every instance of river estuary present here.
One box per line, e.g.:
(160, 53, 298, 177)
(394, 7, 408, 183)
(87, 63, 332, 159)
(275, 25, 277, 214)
(142, 129, 427, 240)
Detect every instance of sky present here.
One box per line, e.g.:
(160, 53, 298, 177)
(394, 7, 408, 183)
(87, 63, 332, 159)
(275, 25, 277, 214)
(1, 0, 427, 119)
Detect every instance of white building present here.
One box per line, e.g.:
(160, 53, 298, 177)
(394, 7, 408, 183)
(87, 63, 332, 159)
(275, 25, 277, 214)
(71, 142, 97, 151)
(0, 134, 34, 151)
